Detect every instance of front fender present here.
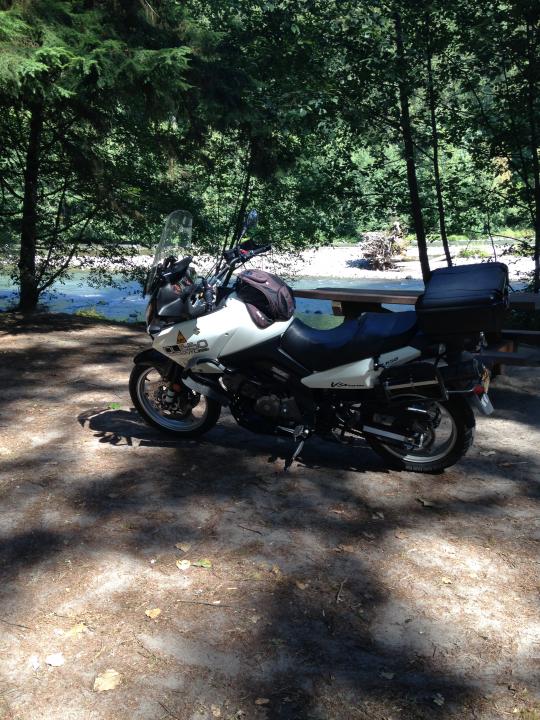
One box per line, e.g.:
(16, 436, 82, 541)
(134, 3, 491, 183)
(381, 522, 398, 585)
(133, 348, 172, 373)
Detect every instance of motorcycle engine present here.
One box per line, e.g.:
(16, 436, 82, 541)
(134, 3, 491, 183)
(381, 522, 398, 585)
(223, 374, 302, 433)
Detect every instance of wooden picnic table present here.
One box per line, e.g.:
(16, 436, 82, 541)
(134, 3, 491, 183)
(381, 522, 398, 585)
(294, 287, 540, 312)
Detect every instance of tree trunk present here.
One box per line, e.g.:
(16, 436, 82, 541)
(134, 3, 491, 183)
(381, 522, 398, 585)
(232, 149, 253, 246)
(426, 16, 452, 267)
(18, 101, 44, 312)
(394, 11, 431, 282)
(526, 21, 540, 293)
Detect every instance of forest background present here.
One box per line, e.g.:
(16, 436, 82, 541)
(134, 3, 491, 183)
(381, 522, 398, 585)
(0, 0, 539, 311)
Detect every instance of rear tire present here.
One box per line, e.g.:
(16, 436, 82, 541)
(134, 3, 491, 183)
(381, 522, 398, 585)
(366, 396, 475, 473)
(129, 363, 221, 438)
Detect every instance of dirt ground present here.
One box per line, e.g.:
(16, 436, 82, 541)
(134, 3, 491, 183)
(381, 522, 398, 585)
(0, 313, 539, 720)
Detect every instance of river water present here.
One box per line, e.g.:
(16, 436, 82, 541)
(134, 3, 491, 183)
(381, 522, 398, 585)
(0, 271, 422, 321)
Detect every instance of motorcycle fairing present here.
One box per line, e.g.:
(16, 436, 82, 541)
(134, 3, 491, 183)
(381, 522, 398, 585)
(152, 294, 293, 364)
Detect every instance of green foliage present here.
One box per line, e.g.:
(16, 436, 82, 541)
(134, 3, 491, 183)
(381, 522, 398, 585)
(458, 247, 492, 259)
(1, 0, 540, 308)
(74, 306, 108, 320)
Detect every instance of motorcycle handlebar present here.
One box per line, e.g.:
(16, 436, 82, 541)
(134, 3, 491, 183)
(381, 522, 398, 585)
(251, 244, 272, 257)
(223, 243, 272, 264)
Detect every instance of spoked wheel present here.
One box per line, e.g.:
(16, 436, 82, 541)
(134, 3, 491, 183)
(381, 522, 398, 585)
(366, 396, 475, 472)
(129, 364, 221, 437)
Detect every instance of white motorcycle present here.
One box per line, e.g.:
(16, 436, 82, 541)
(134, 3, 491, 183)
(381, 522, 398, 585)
(130, 210, 507, 472)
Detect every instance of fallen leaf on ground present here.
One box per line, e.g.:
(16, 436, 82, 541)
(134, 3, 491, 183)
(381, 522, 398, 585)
(480, 450, 496, 456)
(336, 544, 355, 553)
(433, 693, 445, 706)
(394, 530, 408, 539)
(380, 671, 395, 680)
(66, 622, 87, 638)
(93, 668, 122, 692)
(417, 498, 436, 508)
(192, 558, 212, 569)
(45, 653, 64, 667)
(108, 402, 121, 410)
(441, 577, 452, 585)
(295, 581, 308, 590)
(254, 698, 270, 705)
(145, 608, 161, 619)
(175, 542, 191, 553)
(271, 564, 281, 577)
(176, 559, 191, 571)
(211, 705, 221, 717)
(372, 511, 385, 520)
(29, 655, 40, 671)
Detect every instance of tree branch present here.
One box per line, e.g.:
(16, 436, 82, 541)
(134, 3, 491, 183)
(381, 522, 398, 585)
(38, 212, 94, 292)
(36, 176, 70, 286)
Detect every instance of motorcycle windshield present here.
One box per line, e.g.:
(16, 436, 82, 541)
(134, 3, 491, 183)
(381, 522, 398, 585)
(144, 210, 192, 294)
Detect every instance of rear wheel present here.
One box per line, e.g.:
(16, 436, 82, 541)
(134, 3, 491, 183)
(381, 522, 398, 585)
(366, 396, 475, 472)
(129, 364, 221, 438)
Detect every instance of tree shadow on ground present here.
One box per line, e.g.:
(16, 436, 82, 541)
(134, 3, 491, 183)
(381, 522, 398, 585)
(1, 316, 539, 718)
(1, 415, 539, 718)
(0, 311, 144, 336)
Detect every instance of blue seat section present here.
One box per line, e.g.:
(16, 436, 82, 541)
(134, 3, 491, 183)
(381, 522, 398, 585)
(281, 312, 418, 371)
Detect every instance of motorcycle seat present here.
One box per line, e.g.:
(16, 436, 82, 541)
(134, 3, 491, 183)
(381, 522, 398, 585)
(281, 311, 418, 371)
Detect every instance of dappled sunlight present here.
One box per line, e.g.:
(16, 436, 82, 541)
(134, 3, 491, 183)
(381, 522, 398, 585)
(373, 531, 534, 678)
(1, 314, 539, 718)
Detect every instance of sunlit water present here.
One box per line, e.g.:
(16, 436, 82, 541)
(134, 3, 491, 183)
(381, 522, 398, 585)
(0, 270, 423, 321)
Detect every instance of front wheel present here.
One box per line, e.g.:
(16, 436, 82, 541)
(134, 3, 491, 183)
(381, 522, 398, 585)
(129, 363, 221, 438)
(366, 396, 475, 473)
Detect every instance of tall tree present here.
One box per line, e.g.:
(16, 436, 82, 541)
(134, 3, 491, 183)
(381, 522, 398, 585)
(424, 9, 452, 266)
(0, 0, 192, 310)
(393, 7, 430, 281)
(457, 0, 540, 290)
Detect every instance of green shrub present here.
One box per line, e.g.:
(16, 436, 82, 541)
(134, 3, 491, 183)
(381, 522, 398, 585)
(458, 247, 492, 259)
(74, 306, 109, 320)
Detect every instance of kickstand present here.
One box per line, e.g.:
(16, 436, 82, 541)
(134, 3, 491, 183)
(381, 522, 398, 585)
(284, 438, 305, 472)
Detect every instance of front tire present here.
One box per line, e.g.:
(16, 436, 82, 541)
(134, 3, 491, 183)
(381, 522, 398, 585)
(366, 396, 475, 473)
(129, 363, 221, 438)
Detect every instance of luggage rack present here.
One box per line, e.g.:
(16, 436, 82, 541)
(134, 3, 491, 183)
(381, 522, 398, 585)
(294, 287, 540, 372)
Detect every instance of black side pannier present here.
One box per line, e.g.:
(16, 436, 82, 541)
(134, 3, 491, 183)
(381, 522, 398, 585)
(236, 269, 296, 328)
(416, 262, 509, 336)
